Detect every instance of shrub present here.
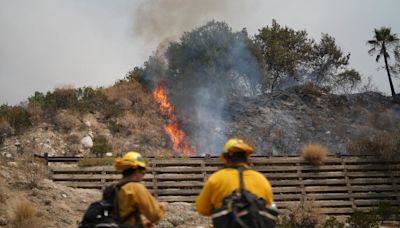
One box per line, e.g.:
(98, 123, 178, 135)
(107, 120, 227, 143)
(54, 110, 82, 131)
(301, 82, 323, 96)
(0, 119, 12, 145)
(302, 143, 328, 166)
(11, 199, 43, 228)
(0, 105, 31, 134)
(347, 130, 400, 161)
(346, 202, 400, 227)
(18, 154, 48, 188)
(90, 135, 112, 158)
(346, 210, 379, 228)
(322, 216, 345, 228)
(286, 198, 325, 227)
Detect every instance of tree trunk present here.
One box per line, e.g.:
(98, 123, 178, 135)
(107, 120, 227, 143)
(383, 44, 397, 101)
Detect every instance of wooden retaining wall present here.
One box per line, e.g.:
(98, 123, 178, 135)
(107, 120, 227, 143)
(51, 155, 400, 216)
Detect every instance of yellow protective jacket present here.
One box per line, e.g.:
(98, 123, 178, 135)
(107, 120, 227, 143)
(196, 167, 274, 216)
(117, 182, 165, 225)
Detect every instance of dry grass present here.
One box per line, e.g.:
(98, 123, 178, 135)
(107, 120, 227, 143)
(302, 143, 328, 166)
(347, 130, 400, 161)
(54, 110, 82, 131)
(11, 199, 44, 228)
(78, 157, 114, 167)
(17, 154, 49, 188)
(287, 198, 325, 227)
(301, 81, 323, 96)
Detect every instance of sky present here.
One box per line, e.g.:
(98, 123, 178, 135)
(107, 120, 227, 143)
(1, 0, 399, 105)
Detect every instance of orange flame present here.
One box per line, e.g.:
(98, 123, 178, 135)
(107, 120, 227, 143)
(153, 84, 196, 156)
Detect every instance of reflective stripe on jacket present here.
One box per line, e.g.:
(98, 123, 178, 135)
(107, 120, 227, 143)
(117, 182, 165, 225)
(196, 168, 273, 216)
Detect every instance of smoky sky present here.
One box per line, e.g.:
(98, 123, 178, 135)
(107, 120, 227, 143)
(1, 0, 400, 105)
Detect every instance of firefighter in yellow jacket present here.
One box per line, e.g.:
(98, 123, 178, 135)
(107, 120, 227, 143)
(196, 138, 274, 217)
(114, 151, 167, 227)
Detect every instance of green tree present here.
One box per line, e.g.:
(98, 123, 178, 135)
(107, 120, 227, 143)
(368, 27, 400, 101)
(254, 19, 314, 93)
(165, 21, 261, 97)
(311, 34, 351, 86)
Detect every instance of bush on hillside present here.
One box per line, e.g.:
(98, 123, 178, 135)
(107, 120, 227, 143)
(302, 143, 328, 166)
(54, 110, 82, 131)
(347, 130, 400, 161)
(0, 119, 12, 145)
(90, 136, 112, 158)
(0, 105, 31, 135)
(17, 154, 48, 189)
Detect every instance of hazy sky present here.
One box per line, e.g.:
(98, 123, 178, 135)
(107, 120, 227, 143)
(1, 0, 399, 105)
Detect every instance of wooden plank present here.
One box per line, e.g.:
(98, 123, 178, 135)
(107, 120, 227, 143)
(304, 186, 348, 192)
(352, 192, 399, 199)
(153, 181, 204, 188)
(354, 199, 400, 206)
(320, 208, 354, 214)
(346, 171, 390, 177)
(152, 189, 200, 195)
(274, 194, 303, 200)
(51, 173, 155, 180)
(51, 174, 122, 180)
(351, 185, 395, 192)
(155, 174, 204, 180)
(272, 187, 303, 193)
(278, 200, 352, 207)
(350, 178, 393, 185)
(157, 196, 197, 202)
(303, 193, 351, 200)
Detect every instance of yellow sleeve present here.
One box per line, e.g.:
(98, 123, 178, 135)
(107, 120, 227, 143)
(133, 184, 165, 223)
(119, 183, 165, 223)
(196, 178, 214, 216)
(264, 179, 274, 207)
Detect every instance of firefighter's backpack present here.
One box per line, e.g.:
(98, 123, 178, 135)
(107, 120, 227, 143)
(211, 167, 278, 228)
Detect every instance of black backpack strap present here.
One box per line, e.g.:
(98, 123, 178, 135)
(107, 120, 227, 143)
(237, 166, 246, 194)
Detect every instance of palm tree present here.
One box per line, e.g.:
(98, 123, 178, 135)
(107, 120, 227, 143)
(368, 27, 399, 101)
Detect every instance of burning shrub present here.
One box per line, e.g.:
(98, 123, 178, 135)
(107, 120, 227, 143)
(302, 143, 328, 166)
(347, 130, 400, 161)
(11, 199, 44, 228)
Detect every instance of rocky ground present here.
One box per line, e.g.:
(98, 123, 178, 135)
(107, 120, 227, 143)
(225, 87, 400, 155)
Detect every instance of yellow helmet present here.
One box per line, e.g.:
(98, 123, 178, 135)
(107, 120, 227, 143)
(114, 151, 147, 171)
(220, 138, 254, 161)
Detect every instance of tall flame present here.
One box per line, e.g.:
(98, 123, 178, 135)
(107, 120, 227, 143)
(153, 84, 196, 156)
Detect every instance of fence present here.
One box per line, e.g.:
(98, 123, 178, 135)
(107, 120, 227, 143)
(50, 155, 400, 216)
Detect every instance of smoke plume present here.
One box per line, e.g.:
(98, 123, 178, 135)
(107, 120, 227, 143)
(132, 0, 249, 43)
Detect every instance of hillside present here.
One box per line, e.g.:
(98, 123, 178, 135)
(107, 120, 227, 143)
(1, 83, 399, 159)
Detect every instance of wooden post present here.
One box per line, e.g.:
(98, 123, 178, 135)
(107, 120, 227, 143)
(44, 153, 49, 166)
(387, 162, 400, 204)
(152, 162, 158, 197)
(342, 158, 355, 210)
(297, 161, 305, 199)
(201, 159, 207, 182)
(101, 168, 106, 190)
